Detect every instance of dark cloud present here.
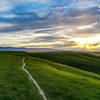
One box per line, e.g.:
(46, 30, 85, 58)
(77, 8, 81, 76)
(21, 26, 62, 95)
(0, 0, 100, 50)
(0, 4, 99, 33)
(52, 40, 78, 48)
(21, 36, 66, 43)
(0, 3, 99, 34)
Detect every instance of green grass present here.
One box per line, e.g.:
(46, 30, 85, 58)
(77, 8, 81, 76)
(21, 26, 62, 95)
(25, 53, 100, 100)
(0, 52, 43, 100)
(30, 52, 100, 74)
(0, 52, 100, 100)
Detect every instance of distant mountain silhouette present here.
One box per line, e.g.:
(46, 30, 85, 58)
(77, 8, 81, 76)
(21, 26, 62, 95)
(0, 47, 59, 52)
(0, 47, 26, 51)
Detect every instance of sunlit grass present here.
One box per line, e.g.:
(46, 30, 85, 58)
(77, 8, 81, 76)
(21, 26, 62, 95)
(26, 52, 100, 100)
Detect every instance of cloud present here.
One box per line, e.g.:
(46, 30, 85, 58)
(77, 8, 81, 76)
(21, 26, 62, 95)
(10, 0, 49, 4)
(0, 0, 50, 12)
(0, 0, 100, 50)
(0, 14, 18, 18)
(0, 0, 12, 12)
(73, 0, 99, 9)
(0, 22, 14, 28)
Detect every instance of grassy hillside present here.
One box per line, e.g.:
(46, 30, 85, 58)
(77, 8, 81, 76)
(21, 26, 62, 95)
(25, 54, 100, 100)
(0, 52, 100, 100)
(0, 52, 43, 100)
(30, 52, 100, 74)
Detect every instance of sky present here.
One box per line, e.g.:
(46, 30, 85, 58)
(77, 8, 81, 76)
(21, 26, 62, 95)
(0, 0, 100, 51)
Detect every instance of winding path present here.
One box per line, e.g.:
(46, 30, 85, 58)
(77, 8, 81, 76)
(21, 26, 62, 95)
(21, 57, 47, 100)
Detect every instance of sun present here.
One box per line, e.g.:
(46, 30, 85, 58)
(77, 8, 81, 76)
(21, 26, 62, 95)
(73, 37, 97, 50)
(82, 43, 92, 49)
(77, 42, 93, 49)
(72, 43, 93, 50)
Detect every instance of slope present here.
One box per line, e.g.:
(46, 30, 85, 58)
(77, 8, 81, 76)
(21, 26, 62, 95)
(25, 55, 100, 100)
(30, 52, 100, 74)
(0, 52, 43, 100)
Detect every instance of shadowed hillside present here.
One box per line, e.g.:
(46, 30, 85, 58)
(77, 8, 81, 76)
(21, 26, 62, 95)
(0, 52, 100, 100)
(30, 52, 100, 74)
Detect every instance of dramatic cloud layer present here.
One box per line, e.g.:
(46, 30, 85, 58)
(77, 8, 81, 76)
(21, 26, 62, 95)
(0, 0, 100, 50)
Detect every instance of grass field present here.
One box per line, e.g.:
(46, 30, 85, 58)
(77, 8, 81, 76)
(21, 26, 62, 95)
(0, 52, 100, 100)
(31, 52, 100, 74)
(0, 52, 43, 100)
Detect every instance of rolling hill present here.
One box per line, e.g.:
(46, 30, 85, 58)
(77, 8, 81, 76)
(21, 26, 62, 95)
(0, 52, 100, 100)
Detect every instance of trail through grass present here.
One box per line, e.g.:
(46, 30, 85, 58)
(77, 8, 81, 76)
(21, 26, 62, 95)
(0, 52, 100, 100)
(22, 57, 47, 100)
(0, 52, 43, 100)
(25, 55, 100, 100)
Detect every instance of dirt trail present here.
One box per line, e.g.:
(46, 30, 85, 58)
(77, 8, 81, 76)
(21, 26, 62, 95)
(21, 57, 47, 100)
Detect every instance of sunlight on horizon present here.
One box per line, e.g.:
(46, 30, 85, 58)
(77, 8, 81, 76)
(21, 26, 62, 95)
(72, 35, 100, 50)
(0, 0, 100, 51)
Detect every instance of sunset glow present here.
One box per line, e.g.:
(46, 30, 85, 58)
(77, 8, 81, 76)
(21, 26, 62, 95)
(0, 0, 100, 51)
